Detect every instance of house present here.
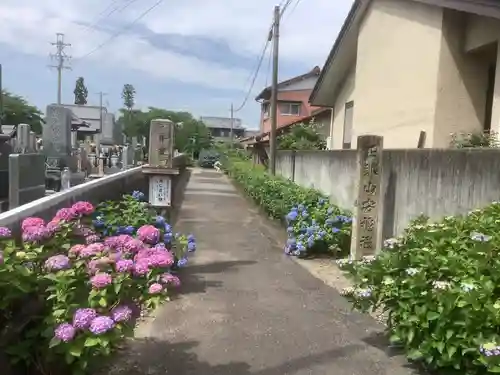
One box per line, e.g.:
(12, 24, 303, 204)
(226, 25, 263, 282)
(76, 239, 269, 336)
(61, 104, 105, 141)
(200, 116, 246, 141)
(256, 66, 325, 134)
(310, 0, 500, 149)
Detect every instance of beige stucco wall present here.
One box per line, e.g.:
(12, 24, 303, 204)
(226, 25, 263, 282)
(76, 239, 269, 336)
(330, 70, 355, 149)
(465, 14, 500, 52)
(433, 10, 490, 147)
(351, 0, 445, 148)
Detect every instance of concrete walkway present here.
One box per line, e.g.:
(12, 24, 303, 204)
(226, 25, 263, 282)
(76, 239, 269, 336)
(108, 168, 418, 375)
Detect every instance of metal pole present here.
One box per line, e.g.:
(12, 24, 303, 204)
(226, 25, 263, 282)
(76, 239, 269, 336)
(269, 5, 280, 175)
(230, 103, 234, 145)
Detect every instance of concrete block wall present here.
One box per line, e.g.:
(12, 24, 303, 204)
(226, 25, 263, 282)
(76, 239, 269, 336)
(276, 149, 500, 238)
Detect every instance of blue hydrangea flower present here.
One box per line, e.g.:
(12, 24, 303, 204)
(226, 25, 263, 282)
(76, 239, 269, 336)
(123, 226, 135, 235)
(132, 191, 145, 201)
(177, 258, 188, 267)
(155, 216, 166, 226)
(187, 234, 196, 242)
(187, 242, 196, 252)
(286, 210, 298, 222)
(92, 218, 105, 228)
(164, 223, 172, 232)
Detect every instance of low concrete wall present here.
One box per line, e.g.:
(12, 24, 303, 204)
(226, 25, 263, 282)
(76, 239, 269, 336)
(277, 149, 500, 238)
(0, 167, 147, 234)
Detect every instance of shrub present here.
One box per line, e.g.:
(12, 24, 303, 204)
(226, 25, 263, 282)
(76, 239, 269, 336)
(222, 154, 351, 257)
(338, 203, 500, 374)
(0, 191, 197, 374)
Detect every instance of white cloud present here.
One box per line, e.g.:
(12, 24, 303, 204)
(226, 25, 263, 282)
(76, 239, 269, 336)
(0, 0, 353, 90)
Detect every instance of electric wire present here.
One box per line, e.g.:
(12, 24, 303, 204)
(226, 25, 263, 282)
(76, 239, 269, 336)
(72, 0, 164, 64)
(233, 0, 293, 112)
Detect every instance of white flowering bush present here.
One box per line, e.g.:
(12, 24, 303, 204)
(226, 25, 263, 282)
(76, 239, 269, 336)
(339, 204, 500, 374)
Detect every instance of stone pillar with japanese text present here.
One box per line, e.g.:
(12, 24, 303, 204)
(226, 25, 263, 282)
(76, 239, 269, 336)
(142, 119, 177, 220)
(350, 135, 383, 260)
(148, 119, 174, 167)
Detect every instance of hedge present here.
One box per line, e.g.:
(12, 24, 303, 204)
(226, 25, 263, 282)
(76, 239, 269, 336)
(221, 152, 351, 258)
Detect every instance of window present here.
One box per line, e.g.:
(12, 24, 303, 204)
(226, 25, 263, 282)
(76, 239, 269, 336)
(279, 102, 301, 116)
(262, 103, 270, 118)
(343, 101, 354, 149)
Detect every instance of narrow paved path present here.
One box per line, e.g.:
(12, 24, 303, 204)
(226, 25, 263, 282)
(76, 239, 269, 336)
(109, 168, 418, 375)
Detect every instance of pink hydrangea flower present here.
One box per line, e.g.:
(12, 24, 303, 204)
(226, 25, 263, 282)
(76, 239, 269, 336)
(71, 201, 94, 216)
(115, 259, 134, 272)
(161, 273, 181, 287)
(124, 238, 145, 253)
(21, 217, 44, 231)
(137, 225, 160, 245)
(55, 207, 77, 222)
(45, 254, 71, 271)
(148, 283, 163, 294)
(69, 244, 86, 256)
(133, 259, 150, 276)
(90, 272, 112, 289)
(22, 225, 48, 243)
(85, 234, 100, 244)
(79, 243, 105, 258)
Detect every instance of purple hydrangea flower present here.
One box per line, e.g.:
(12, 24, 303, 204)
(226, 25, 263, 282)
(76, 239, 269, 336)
(0, 227, 12, 238)
(148, 283, 163, 294)
(54, 323, 76, 342)
(22, 225, 48, 243)
(89, 316, 115, 335)
(115, 259, 134, 272)
(90, 272, 112, 289)
(111, 305, 133, 322)
(45, 254, 71, 271)
(73, 308, 97, 329)
(187, 242, 196, 252)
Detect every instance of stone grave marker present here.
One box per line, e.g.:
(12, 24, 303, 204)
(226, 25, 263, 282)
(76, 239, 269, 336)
(148, 119, 174, 167)
(43, 104, 72, 169)
(16, 124, 31, 153)
(350, 135, 383, 260)
(8, 153, 46, 208)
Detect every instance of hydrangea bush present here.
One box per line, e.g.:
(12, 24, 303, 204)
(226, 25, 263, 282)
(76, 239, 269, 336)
(221, 153, 352, 258)
(0, 191, 197, 374)
(284, 199, 351, 258)
(338, 204, 500, 374)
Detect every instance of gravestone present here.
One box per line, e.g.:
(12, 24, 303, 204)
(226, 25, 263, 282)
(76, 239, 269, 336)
(16, 124, 31, 153)
(100, 113, 115, 145)
(350, 135, 384, 260)
(8, 153, 46, 208)
(43, 105, 72, 169)
(29, 131, 37, 152)
(148, 119, 174, 167)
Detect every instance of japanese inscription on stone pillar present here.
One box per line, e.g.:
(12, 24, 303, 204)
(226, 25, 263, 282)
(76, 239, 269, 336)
(148, 119, 174, 167)
(351, 135, 383, 259)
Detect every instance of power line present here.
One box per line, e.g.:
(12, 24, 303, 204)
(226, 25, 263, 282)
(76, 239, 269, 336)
(232, 0, 294, 113)
(84, 0, 141, 32)
(73, 0, 164, 64)
(48, 33, 72, 104)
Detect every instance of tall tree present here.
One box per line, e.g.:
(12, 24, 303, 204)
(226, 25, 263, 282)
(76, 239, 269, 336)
(2, 90, 44, 134)
(73, 77, 88, 105)
(121, 84, 136, 136)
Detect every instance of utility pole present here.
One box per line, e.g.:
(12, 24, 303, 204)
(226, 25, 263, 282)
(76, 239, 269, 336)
(230, 103, 234, 145)
(269, 5, 280, 175)
(96, 91, 107, 155)
(0, 64, 3, 128)
(49, 33, 71, 104)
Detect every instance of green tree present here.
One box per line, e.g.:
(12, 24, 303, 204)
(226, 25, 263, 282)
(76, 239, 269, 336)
(2, 91, 44, 134)
(117, 106, 212, 156)
(278, 120, 326, 150)
(121, 84, 136, 136)
(73, 77, 88, 105)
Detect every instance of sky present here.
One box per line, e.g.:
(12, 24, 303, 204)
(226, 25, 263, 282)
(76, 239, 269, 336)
(0, 0, 352, 130)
